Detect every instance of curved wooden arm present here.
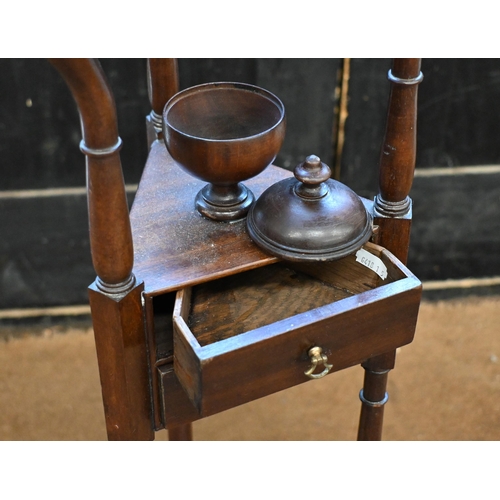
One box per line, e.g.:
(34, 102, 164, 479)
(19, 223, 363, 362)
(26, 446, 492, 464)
(48, 58, 134, 291)
(375, 58, 422, 217)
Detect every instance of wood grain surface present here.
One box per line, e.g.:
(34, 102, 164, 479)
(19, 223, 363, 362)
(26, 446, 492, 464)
(130, 140, 293, 296)
(188, 263, 352, 346)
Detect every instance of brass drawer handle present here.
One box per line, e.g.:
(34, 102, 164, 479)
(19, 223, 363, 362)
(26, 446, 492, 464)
(304, 346, 333, 379)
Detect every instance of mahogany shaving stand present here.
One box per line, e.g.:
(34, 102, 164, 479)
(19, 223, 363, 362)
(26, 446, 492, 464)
(49, 58, 423, 440)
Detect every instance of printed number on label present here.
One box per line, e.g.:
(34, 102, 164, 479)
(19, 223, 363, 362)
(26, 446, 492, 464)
(355, 248, 388, 280)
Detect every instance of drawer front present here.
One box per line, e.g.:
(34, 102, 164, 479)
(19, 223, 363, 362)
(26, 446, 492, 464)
(173, 277, 421, 417)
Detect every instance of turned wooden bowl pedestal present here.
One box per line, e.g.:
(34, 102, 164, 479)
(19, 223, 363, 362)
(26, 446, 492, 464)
(162, 82, 286, 221)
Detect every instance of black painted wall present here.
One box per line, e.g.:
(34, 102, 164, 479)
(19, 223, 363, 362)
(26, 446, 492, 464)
(1, 58, 500, 311)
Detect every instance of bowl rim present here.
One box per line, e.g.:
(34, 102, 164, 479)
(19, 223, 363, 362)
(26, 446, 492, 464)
(162, 81, 286, 143)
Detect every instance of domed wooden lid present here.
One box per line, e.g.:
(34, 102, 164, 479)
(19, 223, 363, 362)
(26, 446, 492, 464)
(246, 155, 373, 261)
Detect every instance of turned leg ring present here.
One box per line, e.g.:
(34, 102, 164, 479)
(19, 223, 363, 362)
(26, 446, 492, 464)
(359, 389, 389, 408)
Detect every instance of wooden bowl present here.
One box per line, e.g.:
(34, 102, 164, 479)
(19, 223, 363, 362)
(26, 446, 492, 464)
(163, 82, 286, 221)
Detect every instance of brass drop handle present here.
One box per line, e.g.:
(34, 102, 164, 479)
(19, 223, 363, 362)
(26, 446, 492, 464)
(304, 346, 333, 379)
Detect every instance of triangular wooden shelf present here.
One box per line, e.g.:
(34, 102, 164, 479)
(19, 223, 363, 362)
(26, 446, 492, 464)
(130, 140, 293, 297)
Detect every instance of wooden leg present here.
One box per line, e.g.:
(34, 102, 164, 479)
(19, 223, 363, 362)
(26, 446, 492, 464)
(88, 279, 154, 441)
(357, 351, 396, 441)
(168, 423, 193, 441)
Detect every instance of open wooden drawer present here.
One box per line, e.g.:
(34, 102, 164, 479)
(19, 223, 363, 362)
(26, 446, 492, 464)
(172, 241, 422, 416)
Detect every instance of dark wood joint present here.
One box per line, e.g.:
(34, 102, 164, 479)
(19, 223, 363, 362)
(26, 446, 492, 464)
(357, 349, 398, 441)
(362, 350, 397, 373)
(373, 213, 413, 265)
(145, 115, 160, 150)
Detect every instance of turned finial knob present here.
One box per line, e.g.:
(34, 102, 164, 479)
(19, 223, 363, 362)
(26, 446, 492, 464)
(294, 155, 332, 199)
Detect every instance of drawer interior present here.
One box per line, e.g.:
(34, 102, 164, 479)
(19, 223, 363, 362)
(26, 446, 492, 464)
(186, 243, 405, 348)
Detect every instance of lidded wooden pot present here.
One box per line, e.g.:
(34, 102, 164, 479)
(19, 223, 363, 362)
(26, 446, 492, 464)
(246, 155, 373, 261)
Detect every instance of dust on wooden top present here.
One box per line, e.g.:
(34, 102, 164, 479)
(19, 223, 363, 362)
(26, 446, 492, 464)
(130, 141, 293, 296)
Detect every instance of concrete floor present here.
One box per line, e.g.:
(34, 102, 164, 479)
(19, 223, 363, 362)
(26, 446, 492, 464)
(0, 296, 499, 441)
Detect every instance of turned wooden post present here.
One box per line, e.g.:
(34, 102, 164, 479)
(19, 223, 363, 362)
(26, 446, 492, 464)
(144, 58, 194, 441)
(358, 58, 423, 441)
(373, 58, 423, 263)
(49, 59, 153, 440)
(146, 58, 179, 147)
